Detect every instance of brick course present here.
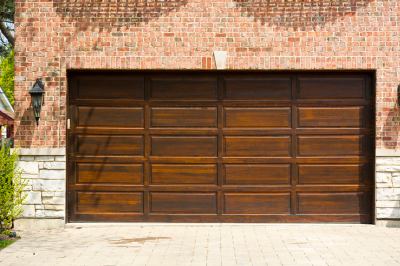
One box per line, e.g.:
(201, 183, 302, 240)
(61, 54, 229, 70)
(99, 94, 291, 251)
(14, 0, 400, 148)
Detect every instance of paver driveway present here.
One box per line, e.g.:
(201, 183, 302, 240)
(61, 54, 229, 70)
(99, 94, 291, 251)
(0, 224, 400, 266)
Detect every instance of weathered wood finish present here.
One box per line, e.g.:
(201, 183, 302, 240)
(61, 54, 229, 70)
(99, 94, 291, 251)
(68, 71, 374, 223)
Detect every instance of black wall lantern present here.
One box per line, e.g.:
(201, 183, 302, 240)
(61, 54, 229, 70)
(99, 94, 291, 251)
(29, 79, 44, 125)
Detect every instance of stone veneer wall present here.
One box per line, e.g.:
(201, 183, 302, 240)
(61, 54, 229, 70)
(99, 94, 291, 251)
(376, 150, 400, 226)
(15, 148, 66, 229)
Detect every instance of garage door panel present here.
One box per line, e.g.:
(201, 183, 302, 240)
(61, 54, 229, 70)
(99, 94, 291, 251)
(76, 163, 143, 184)
(77, 135, 144, 156)
(151, 107, 217, 127)
(298, 107, 364, 128)
(75, 76, 144, 99)
(150, 193, 217, 214)
(225, 136, 291, 157)
(68, 72, 373, 223)
(151, 136, 218, 157)
(224, 108, 291, 128)
(298, 164, 364, 185)
(297, 135, 365, 156)
(297, 192, 370, 215)
(151, 164, 217, 184)
(297, 77, 365, 99)
(223, 77, 292, 100)
(76, 192, 144, 213)
(224, 193, 291, 214)
(224, 164, 291, 185)
(150, 77, 217, 99)
(77, 107, 144, 128)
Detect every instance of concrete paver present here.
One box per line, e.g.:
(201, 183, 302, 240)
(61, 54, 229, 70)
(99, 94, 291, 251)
(0, 224, 399, 266)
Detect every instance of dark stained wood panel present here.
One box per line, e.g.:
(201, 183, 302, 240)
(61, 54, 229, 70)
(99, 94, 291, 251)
(76, 76, 144, 99)
(225, 136, 291, 157)
(297, 77, 365, 99)
(151, 136, 218, 157)
(298, 107, 364, 128)
(76, 163, 143, 184)
(224, 193, 290, 214)
(77, 135, 144, 156)
(224, 108, 291, 128)
(298, 164, 363, 185)
(298, 136, 365, 156)
(224, 77, 291, 100)
(150, 193, 217, 214)
(297, 193, 370, 214)
(77, 107, 144, 128)
(150, 77, 217, 99)
(151, 164, 217, 184)
(224, 164, 291, 185)
(68, 71, 374, 223)
(76, 192, 143, 213)
(151, 107, 217, 128)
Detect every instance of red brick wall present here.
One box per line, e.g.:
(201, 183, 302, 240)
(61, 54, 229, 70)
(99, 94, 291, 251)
(14, 0, 400, 149)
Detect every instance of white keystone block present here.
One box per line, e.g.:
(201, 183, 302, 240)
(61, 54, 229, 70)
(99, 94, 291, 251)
(43, 162, 66, 170)
(36, 210, 64, 218)
(32, 179, 65, 192)
(22, 205, 36, 218)
(18, 161, 39, 174)
(39, 169, 66, 180)
(25, 191, 42, 204)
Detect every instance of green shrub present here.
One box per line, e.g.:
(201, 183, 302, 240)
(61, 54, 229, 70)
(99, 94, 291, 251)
(0, 49, 14, 105)
(0, 145, 26, 232)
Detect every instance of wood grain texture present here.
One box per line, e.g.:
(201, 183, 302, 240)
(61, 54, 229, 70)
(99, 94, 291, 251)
(77, 163, 143, 184)
(151, 107, 217, 127)
(224, 108, 291, 128)
(224, 193, 290, 214)
(68, 71, 374, 223)
(151, 164, 217, 184)
(224, 164, 291, 185)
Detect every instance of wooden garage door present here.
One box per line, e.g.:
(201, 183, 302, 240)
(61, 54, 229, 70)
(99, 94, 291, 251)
(67, 71, 374, 223)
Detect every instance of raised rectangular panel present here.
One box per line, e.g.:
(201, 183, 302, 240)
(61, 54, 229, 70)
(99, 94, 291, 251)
(297, 193, 369, 214)
(224, 193, 290, 214)
(224, 77, 291, 100)
(151, 107, 217, 127)
(77, 107, 144, 128)
(77, 76, 144, 99)
(151, 136, 218, 157)
(297, 77, 365, 99)
(298, 107, 364, 128)
(150, 77, 217, 99)
(225, 136, 291, 157)
(224, 108, 291, 128)
(297, 136, 365, 156)
(77, 163, 143, 184)
(76, 192, 143, 213)
(77, 135, 144, 156)
(151, 164, 217, 184)
(150, 193, 217, 214)
(224, 164, 290, 185)
(298, 164, 363, 185)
